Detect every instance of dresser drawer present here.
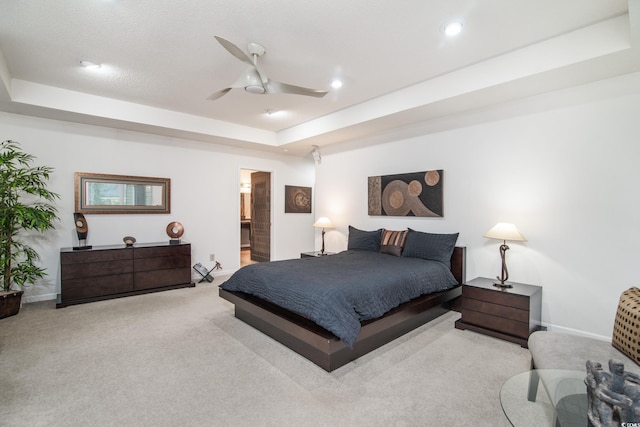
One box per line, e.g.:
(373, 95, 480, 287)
(61, 259, 133, 280)
(134, 268, 191, 290)
(460, 309, 530, 339)
(134, 254, 191, 272)
(461, 298, 529, 323)
(61, 248, 132, 264)
(463, 285, 530, 310)
(134, 244, 190, 258)
(61, 273, 134, 301)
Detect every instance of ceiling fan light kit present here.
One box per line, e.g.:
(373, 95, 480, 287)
(245, 84, 266, 94)
(209, 36, 329, 100)
(444, 21, 463, 36)
(80, 60, 101, 69)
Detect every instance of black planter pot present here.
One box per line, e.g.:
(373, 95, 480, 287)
(0, 290, 24, 318)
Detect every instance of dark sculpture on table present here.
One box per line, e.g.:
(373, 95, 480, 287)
(166, 221, 184, 245)
(72, 212, 92, 250)
(585, 359, 640, 426)
(123, 236, 136, 247)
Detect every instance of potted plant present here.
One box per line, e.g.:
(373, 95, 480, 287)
(0, 140, 59, 318)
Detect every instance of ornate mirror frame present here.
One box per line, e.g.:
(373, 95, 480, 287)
(74, 172, 171, 214)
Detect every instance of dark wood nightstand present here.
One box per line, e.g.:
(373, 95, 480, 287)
(300, 251, 335, 258)
(454, 277, 542, 348)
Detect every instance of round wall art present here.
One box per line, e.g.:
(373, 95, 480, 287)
(284, 185, 312, 213)
(368, 170, 444, 217)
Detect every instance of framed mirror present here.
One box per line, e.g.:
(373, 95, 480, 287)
(75, 172, 170, 214)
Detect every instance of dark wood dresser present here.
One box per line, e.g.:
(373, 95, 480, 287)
(57, 242, 193, 308)
(454, 277, 542, 347)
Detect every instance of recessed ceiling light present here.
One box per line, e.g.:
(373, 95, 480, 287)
(331, 79, 343, 89)
(444, 22, 463, 36)
(265, 109, 288, 118)
(80, 60, 101, 69)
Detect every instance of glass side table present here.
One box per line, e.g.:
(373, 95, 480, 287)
(500, 370, 588, 427)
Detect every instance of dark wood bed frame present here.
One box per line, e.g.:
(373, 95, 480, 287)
(218, 246, 466, 372)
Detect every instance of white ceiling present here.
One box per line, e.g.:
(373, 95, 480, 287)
(0, 0, 638, 157)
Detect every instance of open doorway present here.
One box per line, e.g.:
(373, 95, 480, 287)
(240, 169, 271, 266)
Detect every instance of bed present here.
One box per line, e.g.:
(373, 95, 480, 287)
(219, 227, 466, 371)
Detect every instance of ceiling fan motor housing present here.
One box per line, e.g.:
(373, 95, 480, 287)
(243, 67, 267, 94)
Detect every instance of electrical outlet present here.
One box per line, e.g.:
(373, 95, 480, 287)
(209, 253, 215, 262)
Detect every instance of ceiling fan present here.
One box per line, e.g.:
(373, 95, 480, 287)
(208, 36, 329, 101)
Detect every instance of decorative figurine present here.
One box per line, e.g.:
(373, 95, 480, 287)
(72, 212, 92, 250)
(123, 236, 136, 247)
(585, 359, 640, 426)
(166, 221, 184, 245)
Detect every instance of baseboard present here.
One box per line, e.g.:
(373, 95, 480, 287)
(23, 293, 57, 303)
(540, 321, 611, 342)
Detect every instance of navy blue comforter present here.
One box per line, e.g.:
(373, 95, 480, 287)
(219, 250, 458, 347)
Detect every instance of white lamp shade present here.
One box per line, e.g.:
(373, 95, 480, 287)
(313, 217, 334, 229)
(483, 223, 527, 242)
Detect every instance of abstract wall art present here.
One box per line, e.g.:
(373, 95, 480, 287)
(368, 170, 443, 217)
(285, 185, 312, 213)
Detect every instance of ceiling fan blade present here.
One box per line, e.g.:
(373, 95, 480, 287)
(207, 87, 232, 100)
(214, 36, 253, 66)
(215, 36, 268, 89)
(266, 80, 328, 98)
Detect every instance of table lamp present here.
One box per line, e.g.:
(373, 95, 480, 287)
(483, 222, 527, 288)
(313, 217, 334, 255)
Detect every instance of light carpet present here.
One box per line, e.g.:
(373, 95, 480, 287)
(0, 280, 533, 427)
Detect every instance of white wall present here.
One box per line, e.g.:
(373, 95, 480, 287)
(5, 72, 640, 340)
(1, 111, 316, 302)
(315, 74, 640, 340)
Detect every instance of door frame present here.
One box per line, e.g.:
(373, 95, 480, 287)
(239, 168, 274, 264)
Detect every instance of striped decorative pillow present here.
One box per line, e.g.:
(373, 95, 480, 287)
(379, 229, 408, 256)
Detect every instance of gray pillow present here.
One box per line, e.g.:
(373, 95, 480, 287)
(402, 229, 459, 267)
(348, 226, 382, 252)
